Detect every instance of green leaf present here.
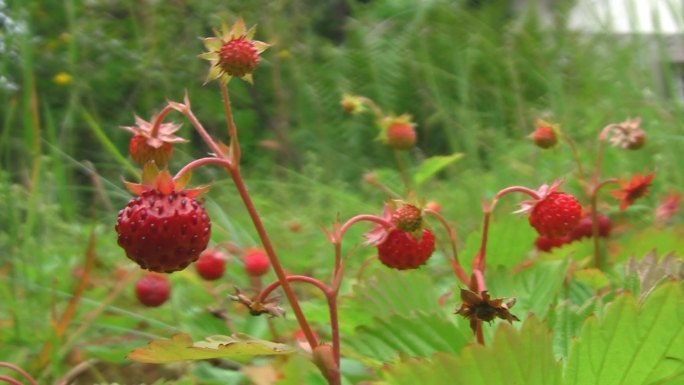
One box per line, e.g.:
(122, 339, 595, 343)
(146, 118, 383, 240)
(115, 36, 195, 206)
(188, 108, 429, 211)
(128, 333, 295, 364)
(344, 311, 469, 363)
(384, 316, 562, 385)
(412, 153, 463, 187)
(565, 282, 684, 385)
(460, 214, 537, 269)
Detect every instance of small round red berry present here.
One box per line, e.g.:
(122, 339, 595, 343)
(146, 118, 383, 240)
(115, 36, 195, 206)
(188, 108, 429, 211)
(195, 249, 226, 281)
(377, 228, 435, 270)
(218, 37, 260, 78)
(530, 126, 558, 149)
(135, 273, 170, 307)
(569, 213, 612, 241)
(386, 123, 417, 150)
(528, 192, 582, 239)
(243, 248, 270, 277)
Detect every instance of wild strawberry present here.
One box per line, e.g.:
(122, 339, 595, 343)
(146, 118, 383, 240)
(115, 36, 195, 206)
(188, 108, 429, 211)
(569, 213, 611, 241)
(529, 119, 559, 149)
(122, 115, 187, 168)
(115, 166, 211, 273)
(135, 273, 170, 307)
(243, 247, 270, 277)
(201, 18, 270, 83)
(534, 235, 570, 252)
(528, 192, 582, 238)
(391, 204, 423, 232)
(380, 114, 417, 150)
(386, 123, 416, 150)
(376, 228, 435, 270)
(195, 249, 226, 281)
(129, 134, 173, 167)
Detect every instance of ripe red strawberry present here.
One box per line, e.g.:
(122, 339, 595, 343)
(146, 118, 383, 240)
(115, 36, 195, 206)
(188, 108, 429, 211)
(534, 235, 570, 252)
(528, 192, 582, 238)
(115, 167, 211, 273)
(243, 247, 270, 277)
(135, 273, 170, 307)
(218, 37, 260, 78)
(377, 228, 435, 270)
(129, 134, 174, 167)
(391, 204, 423, 232)
(569, 213, 611, 241)
(195, 249, 226, 281)
(386, 123, 416, 150)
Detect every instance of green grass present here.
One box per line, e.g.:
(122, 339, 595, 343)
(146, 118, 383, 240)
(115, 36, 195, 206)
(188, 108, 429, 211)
(1, 0, 683, 383)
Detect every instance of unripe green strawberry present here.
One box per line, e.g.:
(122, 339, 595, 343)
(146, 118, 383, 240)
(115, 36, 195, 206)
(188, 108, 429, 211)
(243, 247, 270, 277)
(195, 249, 226, 281)
(528, 192, 582, 238)
(377, 228, 435, 270)
(391, 204, 423, 232)
(135, 273, 170, 307)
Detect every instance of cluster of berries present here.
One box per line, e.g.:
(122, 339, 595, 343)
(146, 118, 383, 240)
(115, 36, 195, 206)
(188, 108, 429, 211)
(534, 213, 612, 252)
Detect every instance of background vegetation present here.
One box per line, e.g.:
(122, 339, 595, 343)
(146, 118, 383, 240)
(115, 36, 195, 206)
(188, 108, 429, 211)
(1, 0, 682, 384)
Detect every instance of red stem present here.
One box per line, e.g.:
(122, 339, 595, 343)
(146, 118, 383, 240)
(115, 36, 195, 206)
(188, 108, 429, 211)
(0, 363, 37, 385)
(0, 376, 23, 385)
(174, 157, 233, 180)
(475, 321, 485, 345)
(424, 209, 468, 284)
(149, 104, 176, 138)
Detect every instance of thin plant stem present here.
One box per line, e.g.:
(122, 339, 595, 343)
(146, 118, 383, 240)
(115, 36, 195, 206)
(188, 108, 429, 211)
(475, 321, 485, 345)
(562, 132, 585, 181)
(149, 104, 177, 138)
(0, 363, 37, 385)
(229, 167, 318, 349)
(424, 209, 468, 284)
(173, 157, 233, 181)
(393, 150, 412, 195)
(220, 82, 241, 164)
(589, 178, 619, 269)
(0, 376, 23, 385)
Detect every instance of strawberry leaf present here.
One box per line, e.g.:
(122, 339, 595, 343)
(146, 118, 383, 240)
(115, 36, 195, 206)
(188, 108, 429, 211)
(565, 282, 684, 385)
(412, 153, 463, 187)
(128, 333, 295, 363)
(383, 316, 562, 385)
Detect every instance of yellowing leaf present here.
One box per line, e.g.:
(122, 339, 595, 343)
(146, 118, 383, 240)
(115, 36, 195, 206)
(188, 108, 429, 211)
(128, 333, 295, 364)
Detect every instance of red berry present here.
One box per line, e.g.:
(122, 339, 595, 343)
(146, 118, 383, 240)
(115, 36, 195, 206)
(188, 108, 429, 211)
(377, 228, 435, 270)
(195, 249, 226, 281)
(391, 204, 423, 232)
(115, 189, 211, 273)
(425, 201, 442, 213)
(528, 192, 582, 239)
(534, 235, 570, 252)
(135, 273, 170, 307)
(386, 123, 416, 150)
(218, 37, 260, 78)
(530, 126, 558, 149)
(569, 213, 611, 241)
(129, 134, 174, 167)
(244, 248, 270, 277)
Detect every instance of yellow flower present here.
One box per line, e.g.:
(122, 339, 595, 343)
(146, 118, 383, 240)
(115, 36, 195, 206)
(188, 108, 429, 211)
(52, 72, 72, 86)
(199, 18, 270, 84)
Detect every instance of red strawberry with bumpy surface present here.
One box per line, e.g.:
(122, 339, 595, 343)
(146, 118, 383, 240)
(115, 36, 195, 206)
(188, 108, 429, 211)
(135, 273, 170, 307)
(219, 37, 260, 78)
(528, 192, 581, 239)
(115, 166, 211, 273)
(391, 204, 423, 232)
(377, 228, 435, 270)
(195, 249, 226, 280)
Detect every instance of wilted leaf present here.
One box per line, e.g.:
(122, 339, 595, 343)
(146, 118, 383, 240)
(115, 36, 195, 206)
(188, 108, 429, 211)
(412, 153, 463, 187)
(565, 282, 684, 385)
(128, 333, 295, 363)
(625, 250, 683, 300)
(384, 316, 562, 385)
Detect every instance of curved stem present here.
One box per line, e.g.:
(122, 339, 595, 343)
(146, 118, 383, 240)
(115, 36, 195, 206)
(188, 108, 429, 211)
(338, 214, 393, 241)
(0, 363, 37, 385)
(357, 96, 384, 121)
(258, 275, 341, 375)
(561, 132, 585, 181)
(229, 167, 318, 350)
(174, 157, 233, 181)
(0, 376, 23, 385)
(494, 186, 541, 201)
(424, 209, 468, 284)
(220, 82, 241, 164)
(179, 106, 226, 160)
(149, 104, 177, 138)
(589, 178, 620, 269)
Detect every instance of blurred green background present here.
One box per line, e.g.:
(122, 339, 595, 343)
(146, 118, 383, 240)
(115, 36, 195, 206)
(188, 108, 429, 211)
(1, 0, 683, 383)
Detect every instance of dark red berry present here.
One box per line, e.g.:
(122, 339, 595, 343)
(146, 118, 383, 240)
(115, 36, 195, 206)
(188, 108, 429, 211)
(195, 249, 226, 280)
(135, 273, 170, 307)
(377, 228, 435, 270)
(243, 248, 270, 277)
(529, 192, 582, 239)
